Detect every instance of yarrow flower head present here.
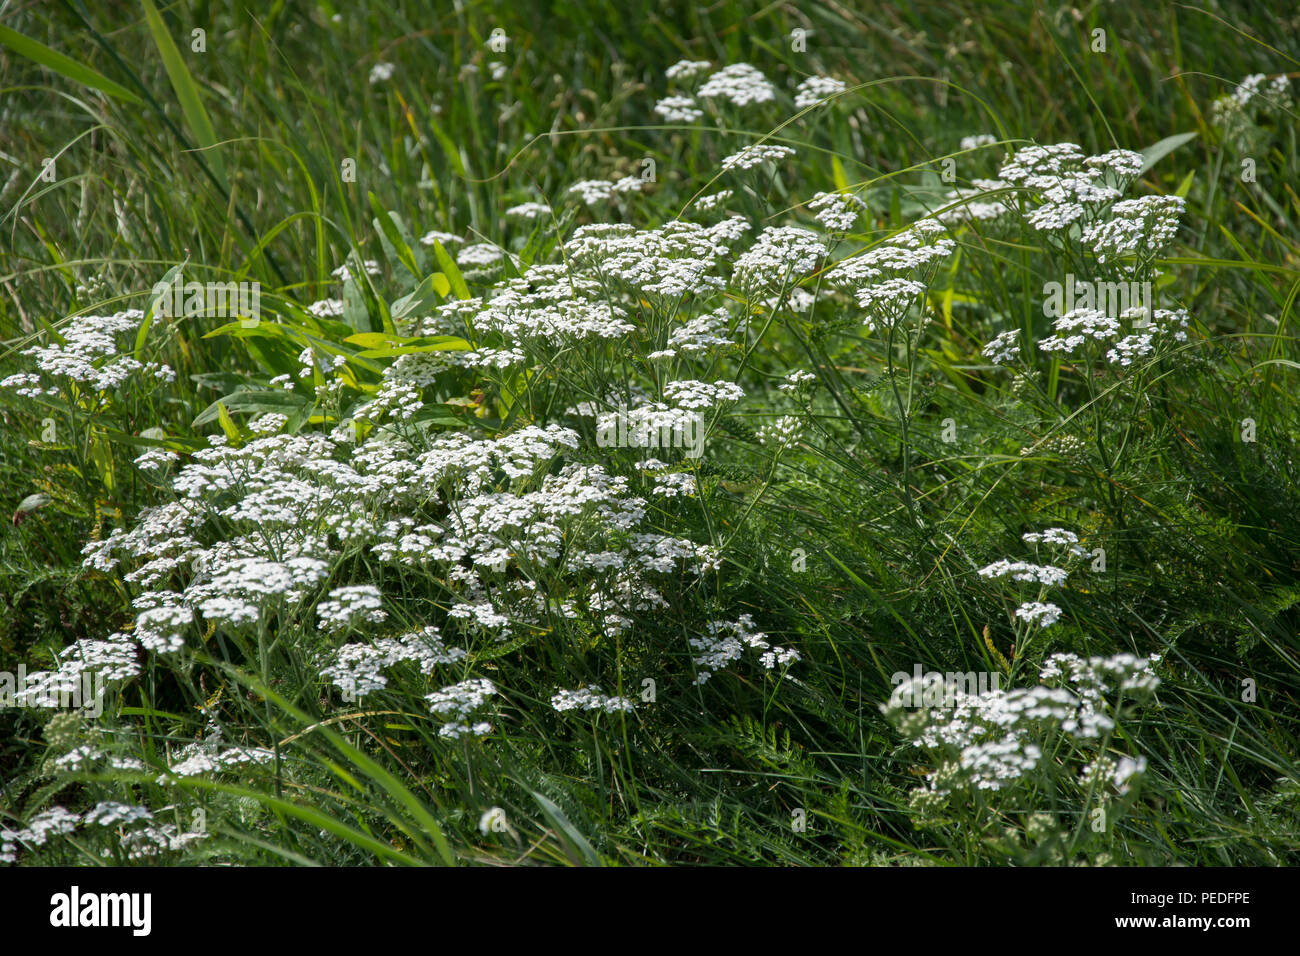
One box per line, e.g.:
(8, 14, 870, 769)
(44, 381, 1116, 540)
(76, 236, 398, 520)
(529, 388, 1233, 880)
(426, 678, 497, 739)
(665, 59, 711, 82)
(794, 75, 845, 110)
(317, 585, 386, 634)
(982, 329, 1021, 365)
(1081, 195, 1185, 263)
(1037, 308, 1120, 354)
(690, 614, 798, 684)
(720, 143, 796, 172)
(1015, 601, 1062, 628)
(978, 560, 1068, 586)
(884, 651, 1160, 807)
(757, 415, 803, 449)
(697, 63, 776, 107)
(808, 191, 864, 232)
(550, 686, 635, 714)
(655, 95, 703, 123)
(1211, 74, 1292, 138)
(6, 310, 173, 396)
(505, 201, 551, 220)
(734, 225, 825, 290)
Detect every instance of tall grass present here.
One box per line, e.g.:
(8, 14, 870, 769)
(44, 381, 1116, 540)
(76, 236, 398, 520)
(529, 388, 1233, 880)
(1, 0, 1298, 865)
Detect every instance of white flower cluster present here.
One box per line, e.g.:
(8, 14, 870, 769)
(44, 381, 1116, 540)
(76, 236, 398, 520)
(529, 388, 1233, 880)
(565, 217, 749, 302)
(794, 75, 845, 110)
(331, 259, 382, 281)
(1036, 307, 1119, 353)
(757, 414, 803, 448)
(5, 632, 139, 709)
(690, 615, 799, 684)
(1014, 601, 1062, 629)
(979, 559, 1069, 586)
(734, 225, 825, 291)
(655, 95, 703, 123)
(882, 651, 1159, 799)
(306, 298, 345, 317)
(665, 59, 712, 82)
(662, 378, 744, 410)
(853, 278, 927, 331)
(651, 470, 696, 498)
(720, 143, 797, 171)
(980, 527, 1087, 630)
(456, 243, 505, 271)
(697, 63, 776, 107)
(316, 584, 386, 634)
(1039, 651, 1162, 697)
(1037, 305, 1190, 365)
(807, 190, 864, 232)
(567, 176, 646, 205)
(693, 189, 733, 212)
(1079, 754, 1148, 796)
(1080, 195, 1185, 263)
(825, 219, 954, 332)
(505, 202, 551, 220)
(321, 627, 466, 701)
(981, 329, 1021, 365)
(419, 230, 463, 247)
(778, 369, 817, 392)
(1020, 528, 1081, 552)
(937, 178, 1012, 225)
(72, 383, 734, 736)
(1, 801, 205, 864)
(996, 142, 1145, 233)
(2, 310, 174, 397)
(83, 801, 154, 827)
(651, 306, 735, 360)
(162, 737, 276, 780)
(1210, 73, 1292, 134)
(426, 678, 496, 738)
(550, 686, 636, 714)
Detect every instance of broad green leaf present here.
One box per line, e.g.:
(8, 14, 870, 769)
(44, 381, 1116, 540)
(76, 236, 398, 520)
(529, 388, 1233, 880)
(0, 24, 143, 105)
(530, 791, 602, 867)
(343, 331, 420, 348)
(15, 492, 51, 515)
(89, 436, 115, 492)
(1139, 132, 1198, 174)
(342, 272, 372, 332)
(391, 272, 449, 320)
(194, 390, 309, 427)
(831, 154, 850, 194)
(369, 193, 420, 278)
(431, 240, 470, 300)
(354, 335, 470, 358)
(141, 0, 227, 187)
(98, 427, 201, 451)
(134, 261, 186, 360)
(215, 401, 242, 442)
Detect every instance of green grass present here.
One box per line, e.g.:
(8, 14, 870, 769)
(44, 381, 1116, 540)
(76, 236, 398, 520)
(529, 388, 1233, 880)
(1, 0, 1298, 866)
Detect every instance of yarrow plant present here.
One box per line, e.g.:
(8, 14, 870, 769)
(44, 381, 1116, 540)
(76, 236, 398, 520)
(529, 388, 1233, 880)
(882, 650, 1161, 860)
